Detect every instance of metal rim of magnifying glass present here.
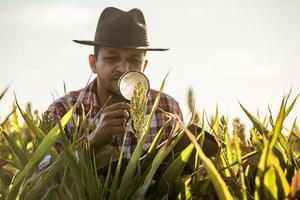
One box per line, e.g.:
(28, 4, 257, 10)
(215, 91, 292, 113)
(117, 70, 150, 101)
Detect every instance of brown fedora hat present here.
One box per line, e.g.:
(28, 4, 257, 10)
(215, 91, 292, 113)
(73, 7, 168, 51)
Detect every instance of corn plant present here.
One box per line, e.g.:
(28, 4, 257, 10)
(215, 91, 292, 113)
(0, 82, 300, 199)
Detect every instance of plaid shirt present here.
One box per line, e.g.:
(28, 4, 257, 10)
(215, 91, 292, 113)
(46, 77, 183, 159)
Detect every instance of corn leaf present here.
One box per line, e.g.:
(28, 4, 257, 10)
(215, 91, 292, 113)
(224, 118, 233, 165)
(0, 86, 9, 101)
(101, 158, 113, 200)
(147, 117, 171, 154)
(158, 129, 204, 185)
(287, 118, 297, 142)
(141, 117, 172, 168)
(212, 105, 219, 137)
(23, 154, 67, 199)
(12, 104, 21, 133)
(240, 103, 269, 136)
(254, 137, 269, 199)
(185, 126, 233, 200)
(284, 94, 298, 120)
(233, 129, 247, 200)
(7, 107, 74, 198)
(269, 98, 285, 150)
(15, 99, 58, 159)
(219, 150, 259, 172)
(159, 140, 194, 185)
(109, 132, 127, 200)
(1, 130, 27, 168)
(117, 75, 167, 199)
(262, 166, 277, 200)
(133, 121, 188, 199)
(273, 156, 290, 199)
(55, 112, 86, 200)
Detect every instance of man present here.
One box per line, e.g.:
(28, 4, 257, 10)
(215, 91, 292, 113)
(39, 7, 183, 170)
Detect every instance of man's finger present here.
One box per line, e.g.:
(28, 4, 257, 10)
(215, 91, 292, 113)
(104, 102, 131, 112)
(103, 109, 130, 119)
(105, 118, 127, 126)
(110, 126, 126, 136)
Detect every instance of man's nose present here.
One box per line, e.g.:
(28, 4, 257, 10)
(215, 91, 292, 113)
(116, 60, 130, 73)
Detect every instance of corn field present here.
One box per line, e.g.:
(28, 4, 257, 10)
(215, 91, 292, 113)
(1, 79, 300, 200)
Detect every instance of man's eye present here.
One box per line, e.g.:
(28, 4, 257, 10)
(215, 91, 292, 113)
(130, 59, 142, 63)
(106, 57, 117, 60)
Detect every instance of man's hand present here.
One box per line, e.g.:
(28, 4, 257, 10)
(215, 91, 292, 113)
(88, 102, 130, 151)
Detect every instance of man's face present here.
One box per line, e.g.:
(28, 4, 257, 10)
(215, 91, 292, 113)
(90, 47, 147, 97)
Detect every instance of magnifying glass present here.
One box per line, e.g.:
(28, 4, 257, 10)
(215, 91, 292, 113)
(118, 71, 150, 101)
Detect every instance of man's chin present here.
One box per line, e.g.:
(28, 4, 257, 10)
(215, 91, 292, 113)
(110, 94, 128, 103)
(109, 88, 127, 102)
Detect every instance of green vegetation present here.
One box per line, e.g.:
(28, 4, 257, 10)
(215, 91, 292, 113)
(0, 82, 300, 199)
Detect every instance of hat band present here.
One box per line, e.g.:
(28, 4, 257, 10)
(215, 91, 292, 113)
(94, 30, 148, 48)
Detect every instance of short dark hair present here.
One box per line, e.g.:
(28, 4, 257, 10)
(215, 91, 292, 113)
(94, 46, 101, 59)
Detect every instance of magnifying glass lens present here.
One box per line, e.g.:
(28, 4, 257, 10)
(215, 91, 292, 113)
(118, 71, 150, 101)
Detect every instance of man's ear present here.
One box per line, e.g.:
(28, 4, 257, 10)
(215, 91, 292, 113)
(142, 59, 148, 72)
(89, 54, 97, 73)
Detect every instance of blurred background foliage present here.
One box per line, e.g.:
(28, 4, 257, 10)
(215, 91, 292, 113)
(1, 85, 300, 200)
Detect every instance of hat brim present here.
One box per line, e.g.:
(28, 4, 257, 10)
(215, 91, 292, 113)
(73, 40, 169, 51)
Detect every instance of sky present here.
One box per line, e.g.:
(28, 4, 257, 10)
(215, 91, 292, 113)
(1, 0, 299, 131)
